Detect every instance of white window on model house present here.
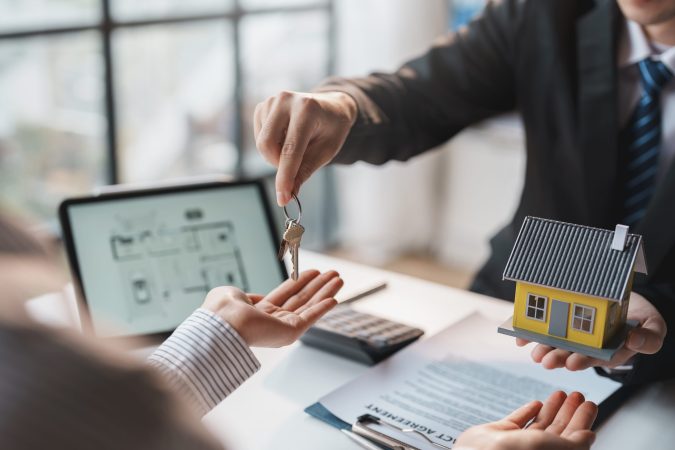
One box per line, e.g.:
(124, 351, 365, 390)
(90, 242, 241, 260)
(526, 294, 547, 321)
(572, 304, 596, 333)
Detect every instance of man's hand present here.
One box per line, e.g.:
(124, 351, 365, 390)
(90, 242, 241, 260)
(455, 391, 598, 450)
(516, 292, 667, 371)
(202, 270, 343, 347)
(253, 90, 358, 206)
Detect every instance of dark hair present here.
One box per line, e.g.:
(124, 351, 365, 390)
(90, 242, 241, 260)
(0, 216, 46, 256)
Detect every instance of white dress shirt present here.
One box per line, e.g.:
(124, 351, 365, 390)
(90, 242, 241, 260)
(148, 308, 260, 415)
(617, 19, 675, 182)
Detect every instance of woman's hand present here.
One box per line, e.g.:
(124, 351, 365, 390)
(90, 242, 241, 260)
(202, 270, 343, 347)
(455, 391, 598, 450)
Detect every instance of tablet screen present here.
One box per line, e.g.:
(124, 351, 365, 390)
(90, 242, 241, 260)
(65, 183, 285, 338)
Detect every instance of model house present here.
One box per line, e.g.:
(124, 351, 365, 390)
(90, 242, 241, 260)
(498, 217, 647, 361)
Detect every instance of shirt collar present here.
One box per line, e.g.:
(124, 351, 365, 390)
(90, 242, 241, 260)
(618, 18, 675, 75)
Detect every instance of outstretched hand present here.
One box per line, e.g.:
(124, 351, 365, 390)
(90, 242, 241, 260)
(455, 391, 598, 450)
(516, 292, 667, 371)
(202, 270, 343, 347)
(254, 90, 358, 206)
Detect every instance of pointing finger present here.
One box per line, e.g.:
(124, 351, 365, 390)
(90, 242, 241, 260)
(276, 97, 318, 206)
(256, 99, 290, 168)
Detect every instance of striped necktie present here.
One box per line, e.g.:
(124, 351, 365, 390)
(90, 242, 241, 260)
(618, 58, 673, 227)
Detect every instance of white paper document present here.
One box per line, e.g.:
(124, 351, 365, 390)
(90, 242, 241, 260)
(316, 313, 622, 449)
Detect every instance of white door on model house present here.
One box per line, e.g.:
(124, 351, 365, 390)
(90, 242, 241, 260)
(548, 300, 569, 338)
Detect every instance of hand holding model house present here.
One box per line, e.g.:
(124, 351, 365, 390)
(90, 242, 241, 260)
(498, 217, 667, 371)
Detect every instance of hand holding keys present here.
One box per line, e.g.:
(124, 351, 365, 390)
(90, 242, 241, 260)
(278, 194, 305, 280)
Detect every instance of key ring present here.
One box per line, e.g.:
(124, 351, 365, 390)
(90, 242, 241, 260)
(283, 194, 302, 224)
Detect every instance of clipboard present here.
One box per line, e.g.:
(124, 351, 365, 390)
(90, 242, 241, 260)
(306, 403, 454, 449)
(351, 414, 453, 450)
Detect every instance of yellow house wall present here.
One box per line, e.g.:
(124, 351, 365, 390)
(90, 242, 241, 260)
(512, 282, 611, 348)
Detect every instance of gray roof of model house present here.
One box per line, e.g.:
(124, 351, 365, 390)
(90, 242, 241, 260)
(503, 217, 647, 302)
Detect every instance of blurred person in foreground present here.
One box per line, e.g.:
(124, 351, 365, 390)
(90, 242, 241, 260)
(0, 214, 600, 449)
(254, 0, 674, 382)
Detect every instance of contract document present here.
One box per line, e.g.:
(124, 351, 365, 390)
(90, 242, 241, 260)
(312, 313, 622, 449)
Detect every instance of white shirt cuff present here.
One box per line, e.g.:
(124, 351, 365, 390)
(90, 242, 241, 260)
(147, 308, 260, 415)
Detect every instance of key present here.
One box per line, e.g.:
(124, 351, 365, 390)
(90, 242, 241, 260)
(279, 195, 304, 280)
(284, 220, 305, 280)
(277, 220, 290, 260)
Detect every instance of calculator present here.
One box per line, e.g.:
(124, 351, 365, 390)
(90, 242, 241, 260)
(300, 306, 424, 365)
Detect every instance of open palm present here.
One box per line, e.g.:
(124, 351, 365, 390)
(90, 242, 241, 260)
(203, 270, 343, 347)
(455, 391, 598, 450)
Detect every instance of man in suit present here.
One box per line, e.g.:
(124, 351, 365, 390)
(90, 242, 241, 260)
(253, 0, 675, 384)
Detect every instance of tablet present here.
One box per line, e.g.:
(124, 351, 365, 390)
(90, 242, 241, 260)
(59, 179, 286, 340)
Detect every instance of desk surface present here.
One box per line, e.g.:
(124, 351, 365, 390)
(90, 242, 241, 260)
(25, 251, 675, 449)
(201, 252, 675, 450)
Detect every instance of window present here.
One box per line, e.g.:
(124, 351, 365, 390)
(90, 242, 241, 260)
(526, 294, 547, 321)
(0, 31, 106, 220)
(0, 0, 335, 221)
(572, 304, 595, 334)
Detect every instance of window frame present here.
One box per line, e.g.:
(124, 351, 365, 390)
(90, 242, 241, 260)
(0, 0, 336, 186)
(571, 304, 596, 334)
(525, 293, 548, 322)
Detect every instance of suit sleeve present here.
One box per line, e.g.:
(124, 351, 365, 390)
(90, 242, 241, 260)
(147, 308, 261, 416)
(316, 0, 523, 165)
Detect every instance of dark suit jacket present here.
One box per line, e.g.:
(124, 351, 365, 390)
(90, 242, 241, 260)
(318, 0, 675, 385)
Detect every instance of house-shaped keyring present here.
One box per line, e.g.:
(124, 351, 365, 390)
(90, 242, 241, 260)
(497, 217, 646, 361)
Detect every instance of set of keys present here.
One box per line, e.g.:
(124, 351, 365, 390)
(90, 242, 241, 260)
(278, 194, 305, 280)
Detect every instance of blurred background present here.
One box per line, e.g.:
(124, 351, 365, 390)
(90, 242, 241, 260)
(0, 0, 524, 290)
